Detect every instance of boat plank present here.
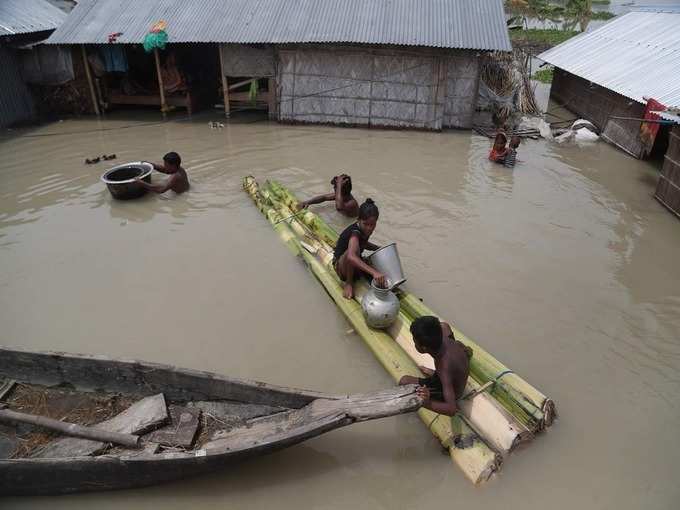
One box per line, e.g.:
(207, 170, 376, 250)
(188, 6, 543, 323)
(188, 400, 284, 423)
(205, 386, 421, 452)
(34, 394, 168, 458)
(146, 406, 200, 448)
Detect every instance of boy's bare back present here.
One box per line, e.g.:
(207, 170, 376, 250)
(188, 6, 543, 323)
(437, 322, 470, 398)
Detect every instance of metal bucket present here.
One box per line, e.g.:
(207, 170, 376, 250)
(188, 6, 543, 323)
(367, 243, 406, 288)
(101, 162, 153, 200)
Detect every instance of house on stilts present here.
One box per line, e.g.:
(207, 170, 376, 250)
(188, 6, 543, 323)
(44, 0, 511, 130)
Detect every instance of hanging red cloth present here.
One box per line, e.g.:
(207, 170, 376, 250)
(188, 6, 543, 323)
(640, 98, 667, 156)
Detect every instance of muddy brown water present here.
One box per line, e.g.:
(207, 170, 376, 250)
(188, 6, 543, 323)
(1, 112, 679, 509)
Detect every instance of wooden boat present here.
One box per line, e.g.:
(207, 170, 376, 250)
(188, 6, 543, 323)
(0, 347, 421, 496)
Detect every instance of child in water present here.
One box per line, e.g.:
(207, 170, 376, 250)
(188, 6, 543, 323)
(333, 198, 386, 299)
(488, 132, 508, 164)
(504, 136, 521, 168)
(137, 152, 189, 194)
(299, 174, 359, 217)
(399, 316, 471, 417)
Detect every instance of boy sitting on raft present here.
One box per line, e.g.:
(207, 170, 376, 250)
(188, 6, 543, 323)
(137, 151, 189, 194)
(399, 316, 472, 417)
(299, 174, 358, 217)
(334, 198, 387, 299)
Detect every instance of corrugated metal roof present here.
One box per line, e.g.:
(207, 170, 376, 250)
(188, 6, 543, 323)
(653, 110, 680, 124)
(0, 0, 67, 37)
(539, 11, 680, 109)
(45, 0, 511, 51)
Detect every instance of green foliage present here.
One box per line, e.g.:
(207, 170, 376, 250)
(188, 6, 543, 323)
(532, 68, 554, 83)
(506, 0, 612, 32)
(510, 28, 579, 47)
(591, 0, 610, 4)
(590, 11, 616, 20)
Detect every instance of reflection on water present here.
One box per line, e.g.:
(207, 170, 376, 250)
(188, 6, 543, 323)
(1, 111, 679, 510)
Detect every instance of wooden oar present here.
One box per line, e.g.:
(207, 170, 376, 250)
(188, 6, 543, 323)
(0, 405, 140, 448)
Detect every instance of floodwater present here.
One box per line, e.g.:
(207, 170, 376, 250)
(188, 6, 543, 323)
(521, 0, 680, 31)
(1, 111, 679, 509)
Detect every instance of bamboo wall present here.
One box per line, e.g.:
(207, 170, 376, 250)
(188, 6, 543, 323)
(220, 44, 275, 77)
(550, 68, 646, 157)
(276, 45, 479, 130)
(655, 124, 680, 219)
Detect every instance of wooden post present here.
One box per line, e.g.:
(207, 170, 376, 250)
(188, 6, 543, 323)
(81, 45, 100, 116)
(267, 77, 276, 119)
(218, 44, 230, 118)
(153, 48, 167, 113)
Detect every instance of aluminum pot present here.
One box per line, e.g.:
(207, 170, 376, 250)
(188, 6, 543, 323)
(361, 278, 400, 329)
(367, 243, 406, 288)
(101, 162, 153, 200)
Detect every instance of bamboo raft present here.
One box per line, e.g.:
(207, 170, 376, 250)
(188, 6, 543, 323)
(243, 176, 557, 484)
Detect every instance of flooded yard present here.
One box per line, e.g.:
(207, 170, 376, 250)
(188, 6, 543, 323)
(1, 112, 679, 509)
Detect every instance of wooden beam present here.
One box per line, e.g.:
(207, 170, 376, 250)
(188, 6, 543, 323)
(267, 78, 276, 120)
(81, 45, 100, 116)
(218, 44, 230, 118)
(228, 77, 257, 91)
(0, 408, 140, 448)
(153, 48, 167, 113)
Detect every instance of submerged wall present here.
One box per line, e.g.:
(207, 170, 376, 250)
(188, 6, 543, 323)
(655, 124, 680, 219)
(550, 68, 646, 157)
(276, 45, 480, 130)
(0, 46, 35, 128)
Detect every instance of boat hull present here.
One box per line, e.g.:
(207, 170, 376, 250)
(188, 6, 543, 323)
(0, 347, 420, 495)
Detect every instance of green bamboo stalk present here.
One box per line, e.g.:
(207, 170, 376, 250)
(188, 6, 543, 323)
(266, 180, 555, 430)
(267, 180, 339, 245)
(244, 176, 502, 484)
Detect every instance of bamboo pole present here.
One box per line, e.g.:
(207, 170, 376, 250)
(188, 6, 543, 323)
(267, 77, 276, 120)
(244, 177, 502, 484)
(0, 408, 139, 448)
(265, 180, 555, 430)
(218, 44, 230, 118)
(153, 48, 167, 113)
(81, 45, 100, 116)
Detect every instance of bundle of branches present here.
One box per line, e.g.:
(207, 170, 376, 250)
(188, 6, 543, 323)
(513, 49, 541, 115)
(481, 54, 515, 97)
(480, 54, 516, 126)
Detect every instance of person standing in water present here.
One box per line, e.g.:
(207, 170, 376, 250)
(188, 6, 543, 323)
(299, 174, 358, 217)
(398, 316, 472, 416)
(504, 136, 521, 168)
(488, 132, 508, 164)
(334, 198, 386, 299)
(137, 152, 189, 194)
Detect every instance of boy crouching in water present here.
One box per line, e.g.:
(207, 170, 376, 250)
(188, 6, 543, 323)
(399, 316, 472, 416)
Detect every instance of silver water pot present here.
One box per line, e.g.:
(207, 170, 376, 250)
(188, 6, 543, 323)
(361, 278, 400, 329)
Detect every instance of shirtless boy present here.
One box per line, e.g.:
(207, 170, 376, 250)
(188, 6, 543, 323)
(399, 316, 471, 416)
(137, 152, 189, 194)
